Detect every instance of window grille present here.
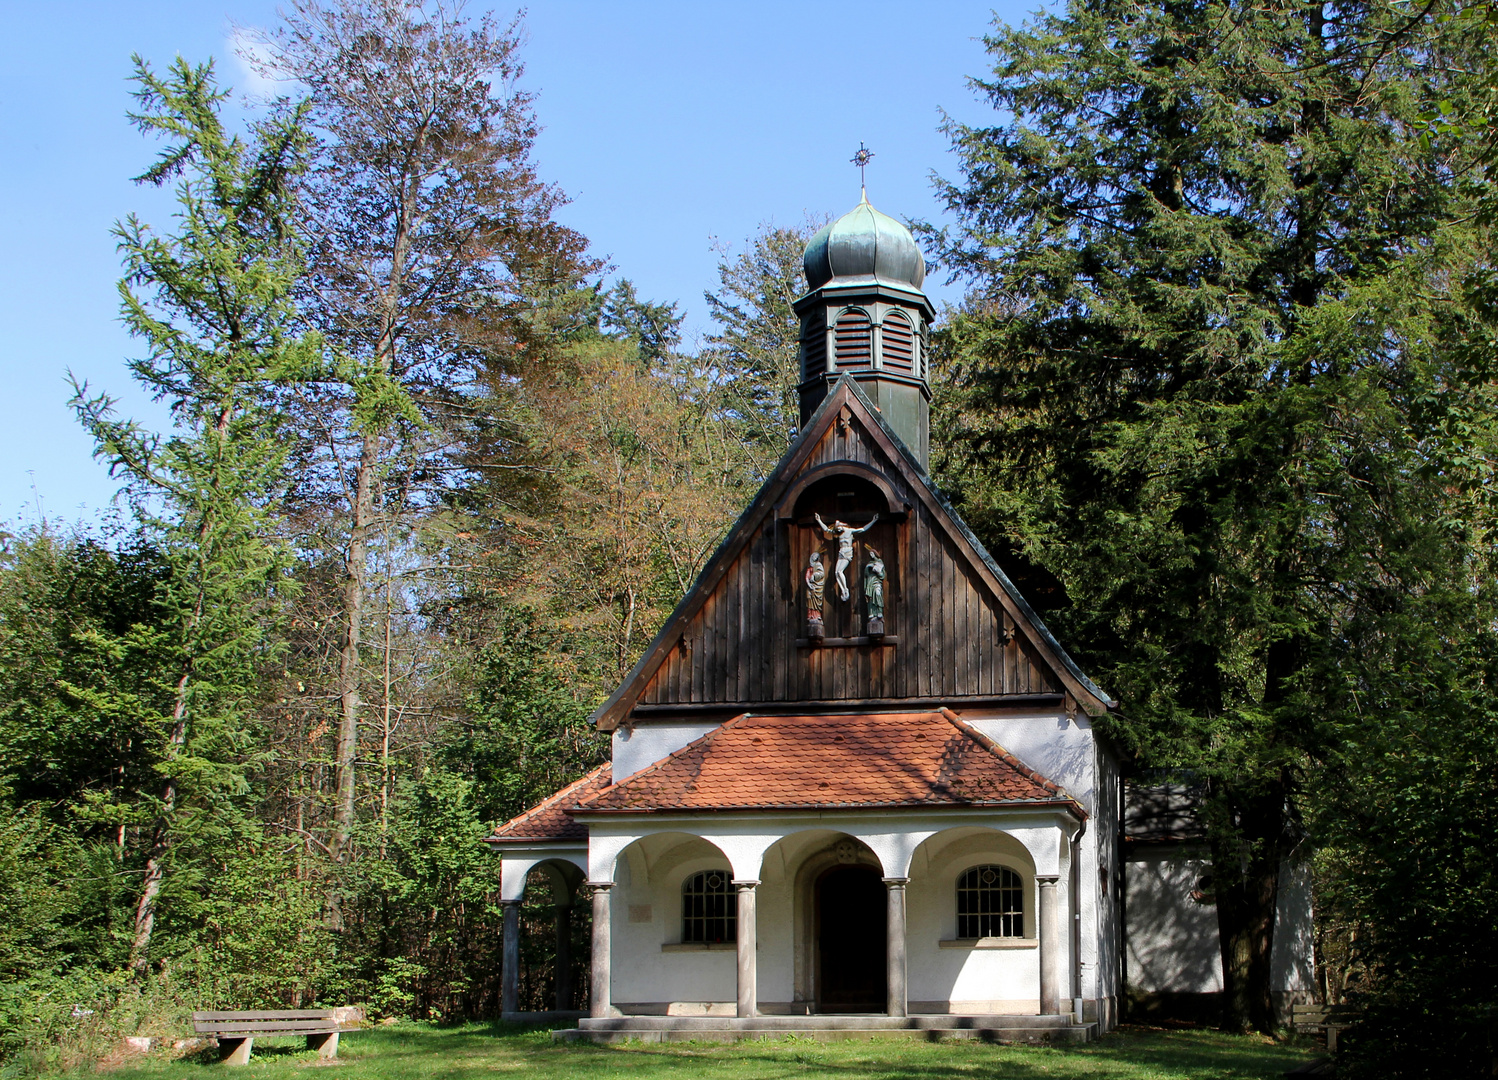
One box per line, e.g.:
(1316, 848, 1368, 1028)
(682, 870, 736, 943)
(834, 310, 873, 369)
(881, 310, 915, 374)
(957, 864, 1024, 938)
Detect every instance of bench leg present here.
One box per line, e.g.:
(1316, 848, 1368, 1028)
(219, 1037, 253, 1066)
(307, 1032, 339, 1059)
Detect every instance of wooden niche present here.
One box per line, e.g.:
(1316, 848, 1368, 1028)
(783, 469, 906, 647)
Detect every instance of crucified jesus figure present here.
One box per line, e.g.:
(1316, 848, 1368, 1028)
(814, 512, 877, 602)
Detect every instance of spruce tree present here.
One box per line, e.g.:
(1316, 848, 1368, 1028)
(69, 57, 319, 970)
(931, 0, 1491, 1031)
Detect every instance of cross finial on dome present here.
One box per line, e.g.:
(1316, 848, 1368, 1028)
(850, 142, 874, 196)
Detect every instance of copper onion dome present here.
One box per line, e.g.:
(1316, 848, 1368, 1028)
(802, 191, 927, 292)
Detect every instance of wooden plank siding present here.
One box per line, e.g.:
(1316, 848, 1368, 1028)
(636, 411, 1059, 709)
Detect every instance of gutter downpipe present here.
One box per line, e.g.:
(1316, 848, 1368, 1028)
(1070, 816, 1087, 1023)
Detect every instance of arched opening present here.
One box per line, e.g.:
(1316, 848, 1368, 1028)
(815, 863, 887, 1012)
(606, 832, 739, 1015)
(788, 474, 900, 640)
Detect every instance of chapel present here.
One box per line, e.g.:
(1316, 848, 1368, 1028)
(486, 191, 1313, 1042)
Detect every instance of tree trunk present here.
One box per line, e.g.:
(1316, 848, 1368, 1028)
(332, 429, 378, 865)
(130, 477, 218, 970)
(129, 668, 191, 972)
(1211, 789, 1286, 1033)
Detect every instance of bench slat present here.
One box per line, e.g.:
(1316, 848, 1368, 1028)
(194, 1023, 341, 1035)
(193, 1011, 335, 1021)
(1291, 1006, 1360, 1022)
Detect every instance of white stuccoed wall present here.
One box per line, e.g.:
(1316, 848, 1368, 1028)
(612, 721, 721, 781)
(965, 711, 1104, 1010)
(963, 712, 1096, 812)
(1272, 856, 1315, 992)
(1125, 851, 1223, 993)
(904, 829, 1050, 1012)
(1124, 851, 1313, 995)
(598, 711, 1119, 1014)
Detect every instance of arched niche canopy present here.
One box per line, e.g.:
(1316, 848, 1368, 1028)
(775, 462, 909, 524)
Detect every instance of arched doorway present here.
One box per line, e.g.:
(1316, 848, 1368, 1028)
(815, 864, 886, 1012)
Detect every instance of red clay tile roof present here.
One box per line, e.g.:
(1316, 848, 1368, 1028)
(487, 764, 611, 843)
(574, 711, 1083, 815)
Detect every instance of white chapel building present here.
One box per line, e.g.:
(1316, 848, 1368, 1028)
(486, 194, 1313, 1041)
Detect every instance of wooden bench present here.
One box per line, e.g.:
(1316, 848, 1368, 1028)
(1290, 1002, 1361, 1051)
(192, 1010, 357, 1065)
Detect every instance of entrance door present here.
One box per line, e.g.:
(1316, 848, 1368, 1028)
(815, 864, 886, 1012)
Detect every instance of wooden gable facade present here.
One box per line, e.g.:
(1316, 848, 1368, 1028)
(592, 377, 1112, 731)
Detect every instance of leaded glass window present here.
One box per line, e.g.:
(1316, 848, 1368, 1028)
(682, 870, 736, 943)
(957, 864, 1024, 938)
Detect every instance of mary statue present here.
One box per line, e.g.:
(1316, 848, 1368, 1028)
(863, 547, 886, 636)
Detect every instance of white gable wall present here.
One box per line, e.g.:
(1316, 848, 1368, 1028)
(612, 721, 720, 781)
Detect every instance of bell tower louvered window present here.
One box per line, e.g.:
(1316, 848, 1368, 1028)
(802, 313, 827, 379)
(881, 310, 915, 375)
(833, 309, 873, 369)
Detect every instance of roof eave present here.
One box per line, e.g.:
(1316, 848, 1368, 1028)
(569, 798, 1087, 821)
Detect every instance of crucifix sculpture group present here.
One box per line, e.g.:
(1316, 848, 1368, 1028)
(804, 513, 886, 641)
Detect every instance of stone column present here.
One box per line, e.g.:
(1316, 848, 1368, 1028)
(1038, 875, 1061, 1015)
(734, 880, 759, 1018)
(501, 899, 522, 1016)
(884, 877, 909, 1018)
(554, 903, 572, 1012)
(590, 883, 613, 1019)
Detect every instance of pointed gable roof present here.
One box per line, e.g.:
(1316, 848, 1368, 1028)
(573, 709, 1084, 816)
(590, 375, 1114, 731)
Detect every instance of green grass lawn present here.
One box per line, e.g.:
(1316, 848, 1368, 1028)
(89, 1021, 1320, 1080)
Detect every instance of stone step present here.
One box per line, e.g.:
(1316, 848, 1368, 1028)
(576, 1013, 1080, 1032)
(554, 1023, 1096, 1045)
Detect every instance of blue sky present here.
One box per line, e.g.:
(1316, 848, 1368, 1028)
(0, 0, 1038, 527)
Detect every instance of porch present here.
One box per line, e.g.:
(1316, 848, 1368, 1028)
(498, 813, 1097, 1035)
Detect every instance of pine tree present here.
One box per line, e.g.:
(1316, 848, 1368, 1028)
(931, 0, 1492, 1031)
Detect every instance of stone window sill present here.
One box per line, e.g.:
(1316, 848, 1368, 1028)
(938, 938, 1036, 950)
(661, 942, 736, 952)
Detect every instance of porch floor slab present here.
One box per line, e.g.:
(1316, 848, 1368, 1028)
(554, 1014, 1097, 1044)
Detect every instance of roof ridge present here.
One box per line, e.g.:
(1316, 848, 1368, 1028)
(938, 706, 1085, 812)
(575, 713, 752, 808)
(488, 762, 610, 839)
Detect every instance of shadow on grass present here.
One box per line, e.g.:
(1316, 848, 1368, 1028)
(87, 1020, 1317, 1080)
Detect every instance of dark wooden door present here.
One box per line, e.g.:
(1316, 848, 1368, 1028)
(815, 865, 886, 1012)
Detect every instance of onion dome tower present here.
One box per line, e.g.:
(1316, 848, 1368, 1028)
(797, 189, 935, 466)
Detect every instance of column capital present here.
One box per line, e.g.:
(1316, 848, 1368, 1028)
(589, 880, 614, 890)
(731, 879, 760, 890)
(882, 876, 910, 887)
(499, 897, 524, 907)
(1036, 874, 1060, 887)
